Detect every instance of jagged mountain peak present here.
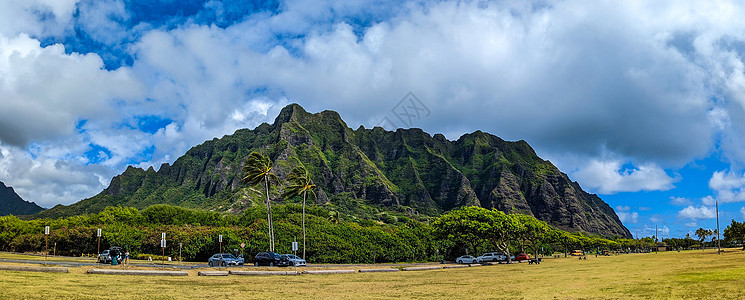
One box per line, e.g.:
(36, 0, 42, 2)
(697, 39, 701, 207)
(0, 180, 44, 216)
(34, 104, 630, 237)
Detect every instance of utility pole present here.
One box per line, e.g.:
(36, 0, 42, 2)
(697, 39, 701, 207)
(655, 225, 658, 254)
(716, 200, 721, 255)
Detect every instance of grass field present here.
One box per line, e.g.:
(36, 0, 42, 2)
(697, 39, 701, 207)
(1, 249, 744, 299)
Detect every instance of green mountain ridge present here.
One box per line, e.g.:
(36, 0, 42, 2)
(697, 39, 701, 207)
(35, 104, 631, 237)
(0, 181, 44, 216)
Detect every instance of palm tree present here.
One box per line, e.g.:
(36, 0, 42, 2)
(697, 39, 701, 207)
(241, 152, 278, 252)
(283, 165, 316, 260)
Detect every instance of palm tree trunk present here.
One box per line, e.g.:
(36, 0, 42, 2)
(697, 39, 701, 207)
(264, 175, 274, 252)
(302, 190, 307, 260)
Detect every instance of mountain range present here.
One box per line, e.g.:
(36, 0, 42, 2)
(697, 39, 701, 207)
(0, 181, 44, 216)
(34, 104, 631, 237)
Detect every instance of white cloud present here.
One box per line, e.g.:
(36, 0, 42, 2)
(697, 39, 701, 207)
(670, 196, 693, 206)
(571, 159, 677, 194)
(0, 142, 113, 208)
(702, 170, 745, 205)
(741, 207, 745, 220)
(678, 205, 717, 220)
(616, 205, 631, 211)
(617, 211, 639, 224)
(0, 33, 145, 147)
(10, 0, 745, 206)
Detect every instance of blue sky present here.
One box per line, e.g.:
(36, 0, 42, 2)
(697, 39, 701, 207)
(2, 1, 745, 238)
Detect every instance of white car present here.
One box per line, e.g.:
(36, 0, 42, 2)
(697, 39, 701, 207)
(477, 252, 507, 263)
(456, 255, 478, 264)
(282, 254, 307, 266)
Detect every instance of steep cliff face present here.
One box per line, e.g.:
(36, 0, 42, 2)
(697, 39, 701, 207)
(0, 181, 44, 216)
(35, 104, 631, 237)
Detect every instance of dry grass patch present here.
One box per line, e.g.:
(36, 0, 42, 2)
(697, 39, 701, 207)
(1, 249, 744, 299)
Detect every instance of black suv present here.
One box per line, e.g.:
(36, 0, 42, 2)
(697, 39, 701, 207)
(254, 252, 289, 266)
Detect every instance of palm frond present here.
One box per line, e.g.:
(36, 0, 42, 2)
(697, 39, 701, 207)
(282, 165, 316, 199)
(241, 152, 272, 186)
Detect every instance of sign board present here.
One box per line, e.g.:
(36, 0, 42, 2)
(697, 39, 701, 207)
(44, 226, 50, 235)
(162, 232, 166, 240)
(161, 239, 166, 248)
(292, 242, 298, 251)
(240, 243, 245, 248)
(97, 228, 102, 237)
(219, 235, 223, 243)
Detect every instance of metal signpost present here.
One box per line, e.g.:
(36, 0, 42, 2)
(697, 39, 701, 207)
(219, 234, 223, 268)
(44, 226, 50, 264)
(292, 238, 299, 275)
(161, 232, 166, 268)
(240, 243, 245, 261)
(97, 228, 102, 259)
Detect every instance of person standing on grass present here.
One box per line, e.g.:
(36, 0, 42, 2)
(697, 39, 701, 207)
(125, 251, 130, 265)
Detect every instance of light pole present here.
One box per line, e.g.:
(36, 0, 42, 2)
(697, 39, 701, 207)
(716, 200, 721, 255)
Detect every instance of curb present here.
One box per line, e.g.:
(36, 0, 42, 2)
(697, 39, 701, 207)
(198, 271, 229, 276)
(302, 269, 356, 275)
(402, 266, 442, 271)
(443, 265, 468, 269)
(229, 270, 298, 276)
(358, 268, 400, 273)
(87, 269, 188, 276)
(0, 265, 68, 273)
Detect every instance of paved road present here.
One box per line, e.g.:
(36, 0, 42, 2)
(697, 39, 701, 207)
(1, 253, 447, 269)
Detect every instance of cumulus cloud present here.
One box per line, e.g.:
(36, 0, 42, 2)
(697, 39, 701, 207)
(571, 159, 678, 194)
(702, 170, 745, 205)
(0, 142, 113, 207)
(670, 197, 693, 206)
(741, 207, 745, 220)
(9, 0, 745, 206)
(678, 205, 717, 220)
(0, 33, 145, 147)
(617, 211, 639, 224)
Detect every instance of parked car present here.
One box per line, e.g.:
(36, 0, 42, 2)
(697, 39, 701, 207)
(208, 253, 244, 267)
(456, 255, 478, 264)
(254, 252, 289, 266)
(98, 247, 123, 264)
(281, 254, 307, 266)
(514, 253, 530, 261)
(476, 252, 507, 263)
(571, 250, 584, 256)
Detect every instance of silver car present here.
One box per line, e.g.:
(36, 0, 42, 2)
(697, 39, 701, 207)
(476, 252, 506, 263)
(281, 254, 306, 266)
(456, 255, 478, 264)
(208, 253, 244, 267)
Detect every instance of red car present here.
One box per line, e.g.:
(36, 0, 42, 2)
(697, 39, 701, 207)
(514, 253, 530, 261)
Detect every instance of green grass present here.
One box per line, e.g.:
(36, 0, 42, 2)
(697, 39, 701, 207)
(1, 249, 745, 299)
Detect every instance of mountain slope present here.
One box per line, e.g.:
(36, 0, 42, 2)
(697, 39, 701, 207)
(35, 104, 631, 237)
(0, 181, 44, 216)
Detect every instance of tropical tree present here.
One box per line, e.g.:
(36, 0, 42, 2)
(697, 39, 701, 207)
(282, 165, 316, 259)
(695, 228, 712, 250)
(511, 214, 551, 260)
(241, 152, 278, 251)
(486, 210, 520, 263)
(432, 206, 488, 256)
(724, 220, 745, 250)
